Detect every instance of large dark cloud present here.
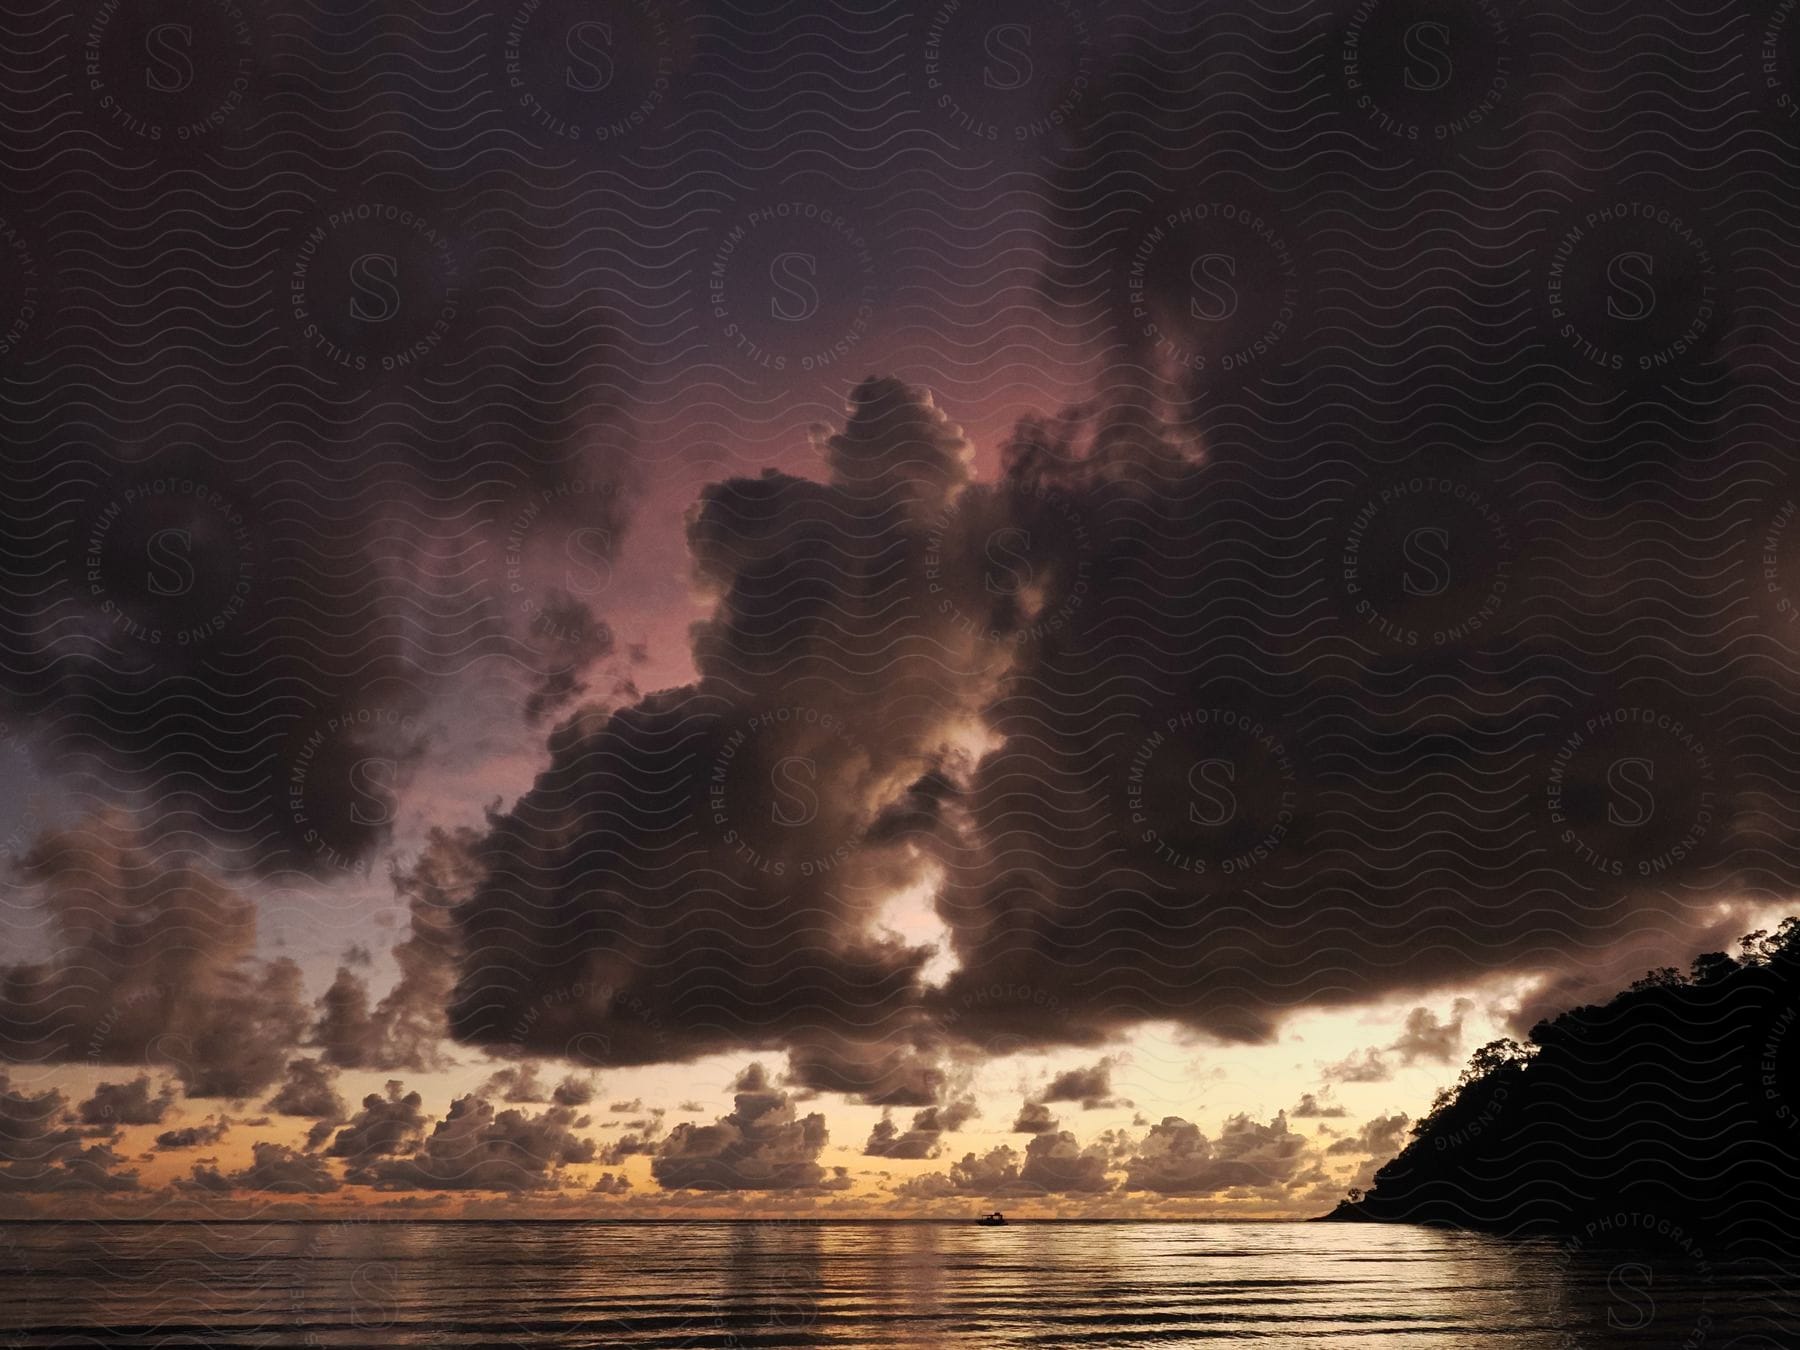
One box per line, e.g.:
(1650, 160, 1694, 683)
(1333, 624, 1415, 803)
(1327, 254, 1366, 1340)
(438, 381, 991, 1073)
(408, 291, 1800, 1087)
(360, 318, 1793, 1086)
(920, 407, 1795, 1045)
(938, 0, 1800, 1048)
(0, 394, 634, 882)
(0, 112, 642, 878)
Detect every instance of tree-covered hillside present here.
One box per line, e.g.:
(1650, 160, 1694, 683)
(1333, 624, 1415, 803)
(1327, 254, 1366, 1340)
(1319, 921, 1800, 1249)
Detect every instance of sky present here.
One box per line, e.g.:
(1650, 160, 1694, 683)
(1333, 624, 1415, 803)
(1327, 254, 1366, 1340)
(0, 0, 1797, 1217)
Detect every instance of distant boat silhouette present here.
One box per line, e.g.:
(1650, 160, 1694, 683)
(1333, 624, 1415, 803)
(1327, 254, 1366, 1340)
(976, 1211, 1007, 1226)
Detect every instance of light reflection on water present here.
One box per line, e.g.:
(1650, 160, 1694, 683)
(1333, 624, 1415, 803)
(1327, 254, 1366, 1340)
(0, 1220, 1793, 1347)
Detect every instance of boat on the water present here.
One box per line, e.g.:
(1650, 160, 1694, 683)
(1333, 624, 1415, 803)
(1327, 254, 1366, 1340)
(976, 1211, 1007, 1226)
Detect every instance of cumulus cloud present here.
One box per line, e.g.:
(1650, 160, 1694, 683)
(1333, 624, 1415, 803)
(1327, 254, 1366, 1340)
(1037, 1058, 1124, 1110)
(897, 1129, 1115, 1198)
(310, 970, 378, 1073)
(326, 1082, 429, 1173)
(591, 1171, 631, 1196)
(863, 1095, 978, 1159)
(1291, 1094, 1348, 1119)
(651, 1063, 831, 1192)
(154, 1117, 230, 1150)
(347, 1090, 595, 1192)
(0, 1073, 138, 1194)
(391, 354, 1793, 1095)
(479, 1065, 553, 1103)
(1326, 1113, 1411, 1158)
(176, 1166, 233, 1196)
(1011, 1102, 1059, 1135)
(474, 1067, 596, 1109)
(1323, 1049, 1394, 1085)
(1016, 1131, 1114, 1194)
(598, 1106, 667, 1166)
(0, 215, 639, 877)
(264, 1059, 346, 1121)
(1121, 1114, 1307, 1195)
(437, 381, 989, 1079)
(77, 1078, 177, 1128)
(1325, 1001, 1477, 1085)
(553, 1077, 597, 1107)
(896, 1146, 1010, 1200)
(210, 1142, 340, 1195)
(1389, 1002, 1474, 1066)
(968, 12, 1800, 1050)
(6, 0, 1800, 1225)
(0, 816, 308, 1097)
(184, 330, 1763, 1128)
(303, 828, 471, 1075)
(783, 1042, 949, 1108)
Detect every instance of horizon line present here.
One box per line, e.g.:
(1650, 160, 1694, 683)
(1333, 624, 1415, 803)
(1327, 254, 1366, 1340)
(0, 1224, 1324, 1231)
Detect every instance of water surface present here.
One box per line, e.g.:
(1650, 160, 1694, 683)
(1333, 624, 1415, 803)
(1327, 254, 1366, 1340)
(0, 1220, 1789, 1347)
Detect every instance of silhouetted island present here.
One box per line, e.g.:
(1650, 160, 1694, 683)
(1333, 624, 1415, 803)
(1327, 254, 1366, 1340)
(1318, 919, 1800, 1249)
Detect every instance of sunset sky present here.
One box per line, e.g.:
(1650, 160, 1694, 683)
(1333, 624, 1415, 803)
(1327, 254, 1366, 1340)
(1, 0, 1792, 1219)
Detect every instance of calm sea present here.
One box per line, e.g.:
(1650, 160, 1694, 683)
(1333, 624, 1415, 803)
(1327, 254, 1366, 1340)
(0, 1220, 1790, 1347)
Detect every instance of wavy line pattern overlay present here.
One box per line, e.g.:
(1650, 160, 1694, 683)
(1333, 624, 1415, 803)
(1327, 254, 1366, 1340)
(3, 0, 1800, 1342)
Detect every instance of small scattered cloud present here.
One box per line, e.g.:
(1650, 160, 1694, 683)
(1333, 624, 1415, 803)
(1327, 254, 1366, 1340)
(1011, 1101, 1059, 1134)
